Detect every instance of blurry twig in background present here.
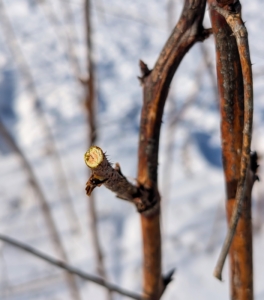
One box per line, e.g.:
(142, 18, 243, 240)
(37, 0, 83, 81)
(0, 118, 81, 300)
(0, 0, 80, 234)
(84, 1, 111, 299)
(0, 246, 11, 298)
(0, 234, 145, 300)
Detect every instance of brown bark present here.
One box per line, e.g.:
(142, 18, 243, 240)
(85, 146, 140, 202)
(85, 1, 209, 298)
(138, 1, 208, 298)
(208, 0, 253, 298)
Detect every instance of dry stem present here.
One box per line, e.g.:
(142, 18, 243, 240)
(0, 0, 80, 233)
(0, 234, 145, 300)
(211, 2, 254, 281)
(138, 1, 208, 297)
(83, 2, 111, 297)
(84, 1, 209, 298)
(37, 0, 82, 81)
(0, 119, 80, 300)
(85, 146, 141, 204)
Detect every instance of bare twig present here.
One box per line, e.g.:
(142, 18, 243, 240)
(37, 0, 82, 81)
(0, 119, 80, 300)
(0, 234, 145, 300)
(211, 2, 254, 281)
(84, 2, 111, 295)
(84, 146, 142, 206)
(208, 1, 253, 297)
(138, 1, 209, 297)
(58, 0, 82, 79)
(84, 1, 210, 298)
(0, 0, 80, 233)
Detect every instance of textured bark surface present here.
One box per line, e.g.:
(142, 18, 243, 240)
(138, 1, 208, 298)
(85, 1, 209, 298)
(208, 0, 253, 298)
(85, 146, 140, 202)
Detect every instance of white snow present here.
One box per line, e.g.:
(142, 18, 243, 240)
(0, 0, 264, 299)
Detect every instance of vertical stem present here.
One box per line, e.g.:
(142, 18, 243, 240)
(140, 213, 162, 299)
(138, 2, 207, 298)
(38, 0, 82, 81)
(84, 1, 111, 299)
(208, 1, 253, 298)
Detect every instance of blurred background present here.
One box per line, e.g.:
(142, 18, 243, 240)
(0, 0, 264, 299)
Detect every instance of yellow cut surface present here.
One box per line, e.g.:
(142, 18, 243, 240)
(84, 146, 104, 169)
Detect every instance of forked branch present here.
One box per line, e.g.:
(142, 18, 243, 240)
(85, 1, 210, 298)
(138, 1, 209, 298)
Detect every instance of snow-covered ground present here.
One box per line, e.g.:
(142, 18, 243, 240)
(0, 0, 264, 299)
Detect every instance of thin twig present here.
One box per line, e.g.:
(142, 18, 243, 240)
(84, 1, 210, 298)
(0, 234, 145, 300)
(84, 2, 111, 297)
(211, 2, 254, 280)
(0, 0, 80, 233)
(0, 119, 80, 300)
(37, 0, 83, 81)
(58, 0, 82, 79)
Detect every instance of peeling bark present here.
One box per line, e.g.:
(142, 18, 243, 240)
(208, 0, 254, 298)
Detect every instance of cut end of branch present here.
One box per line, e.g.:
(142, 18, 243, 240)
(84, 146, 104, 169)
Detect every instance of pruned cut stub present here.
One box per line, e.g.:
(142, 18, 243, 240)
(84, 146, 104, 169)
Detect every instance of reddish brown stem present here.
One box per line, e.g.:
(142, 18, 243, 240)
(84, 1, 209, 298)
(210, 1, 254, 285)
(138, 1, 208, 298)
(208, 0, 254, 298)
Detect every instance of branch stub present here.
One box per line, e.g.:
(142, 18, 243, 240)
(84, 146, 104, 169)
